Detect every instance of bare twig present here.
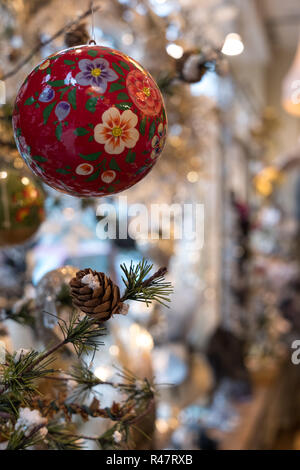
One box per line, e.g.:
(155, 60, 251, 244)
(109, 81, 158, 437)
(0, 3, 101, 81)
(141, 267, 167, 288)
(42, 375, 114, 387)
(124, 398, 155, 425)
(29, 340, 67, 370)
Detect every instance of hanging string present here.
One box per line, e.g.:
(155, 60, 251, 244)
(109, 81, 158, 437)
(89, 0, 96, 45)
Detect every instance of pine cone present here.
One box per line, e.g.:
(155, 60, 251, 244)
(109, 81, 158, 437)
(69, 269, 124, 321)
(176, 49, 209, 83)
(64, 23, 89, 48)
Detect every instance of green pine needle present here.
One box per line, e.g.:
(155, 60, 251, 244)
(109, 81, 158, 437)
(66, 362, 101, 402)
(120, 259, 173, 307)
(56, 311, 106, 357)
(0, 351, 55, 400)
(47, 423, 83, 450)
(6, 426, 46, 450)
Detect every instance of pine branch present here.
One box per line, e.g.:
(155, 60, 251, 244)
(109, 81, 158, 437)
(57, 311, 106, 357)
(42, 363, 155, 405)
(32, 311, 106, 369)
(6, 424, 46, 450)
(66, 362, 102, 402)
(46, 423, 83, 450)
(0, 313, 105, 399)
(0, 351, 56, 399)
(95, 397, 154, 449)
(0, 259, 163, 449)
(120, 259, 173, 307)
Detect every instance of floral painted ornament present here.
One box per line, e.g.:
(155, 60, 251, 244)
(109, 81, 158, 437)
(13, 45, 167, 197)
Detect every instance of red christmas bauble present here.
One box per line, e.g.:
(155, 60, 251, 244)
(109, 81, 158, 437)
(13, 45, 167, 197)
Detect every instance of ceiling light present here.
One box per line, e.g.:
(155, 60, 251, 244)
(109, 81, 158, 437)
(166, 43, 184, 59)
(221, 33, 244, 56)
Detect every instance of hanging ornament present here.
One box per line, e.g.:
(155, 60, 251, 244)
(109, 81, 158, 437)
(13, 45, 167, 197)
(35, 265, 79, 363)
(35, 265, 79, 396)
(0, 168, 45, 246)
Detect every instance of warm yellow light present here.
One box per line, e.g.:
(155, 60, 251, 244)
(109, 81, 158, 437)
(263, 167, 280, 181)
(0, 171, 7, 179)
(282, 38, 300, 117)
(166, 43, 184, 59)
(130, 323, 154, 350)
(169, 417, 179, 429)
(254, 166, 282, 196)
(255, 178, 272, 197)
(187, 171, 199, 183)
(21, 177, 30, 186)
(155, 418, 169, 433)
(136, 331, 154, 350)
(221, 33, 244, 56)
(14, 158, 24, 169)
(94, 365, 113, 381)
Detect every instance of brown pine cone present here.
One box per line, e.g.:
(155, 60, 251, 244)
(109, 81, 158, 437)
(64, 23, 89, 48)
(176, 49, 209, 83)
(69, 269, 125, 321)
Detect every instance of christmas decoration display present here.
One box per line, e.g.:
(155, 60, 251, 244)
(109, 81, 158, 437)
(0, 167, 45, 246)
(12, 45, 167, 197)
(0, 259, 172, 450)
(3, 0, 300, 453)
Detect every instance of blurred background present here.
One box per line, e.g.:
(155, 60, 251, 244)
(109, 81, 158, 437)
(1, 0, 300, 450)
